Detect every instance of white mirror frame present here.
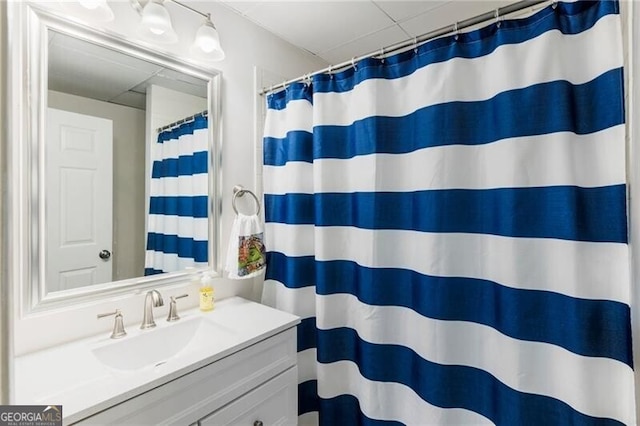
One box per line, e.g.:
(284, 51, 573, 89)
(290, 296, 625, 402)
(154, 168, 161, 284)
(6, 2, 223, 315)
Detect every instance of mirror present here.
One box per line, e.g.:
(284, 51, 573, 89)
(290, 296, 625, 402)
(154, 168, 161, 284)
(13, 3, 221, 312)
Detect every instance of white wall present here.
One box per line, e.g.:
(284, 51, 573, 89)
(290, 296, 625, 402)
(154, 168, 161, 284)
(148, 85, 208, 131)
(9, 1, 327, 357)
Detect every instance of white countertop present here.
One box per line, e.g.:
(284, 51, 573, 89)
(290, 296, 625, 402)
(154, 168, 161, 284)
(14, 297, 299, 424)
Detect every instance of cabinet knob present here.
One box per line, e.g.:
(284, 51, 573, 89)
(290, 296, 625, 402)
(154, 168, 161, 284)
(253, 421, 263, 426)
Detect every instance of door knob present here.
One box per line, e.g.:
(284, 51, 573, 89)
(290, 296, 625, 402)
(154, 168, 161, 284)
(99, 249, 111, 260)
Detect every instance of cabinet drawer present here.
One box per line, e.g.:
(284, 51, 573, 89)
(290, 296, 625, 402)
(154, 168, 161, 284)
(73, 328, 296, 425)
(199, 366, 297, 426)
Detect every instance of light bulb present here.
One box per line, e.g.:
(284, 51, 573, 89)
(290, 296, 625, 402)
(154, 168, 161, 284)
(193, 18, 225, 61)
(196, 27, 218, 53)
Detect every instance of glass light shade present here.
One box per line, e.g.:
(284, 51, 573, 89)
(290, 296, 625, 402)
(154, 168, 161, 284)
(70, 0, 114, 21)
(78, 0, 101, 9)
(139, 0, 178, 43)
(193, 20, 225, 61)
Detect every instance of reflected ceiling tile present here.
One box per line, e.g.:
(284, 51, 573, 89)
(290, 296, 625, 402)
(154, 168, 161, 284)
(109, 91, 147, 110)
(48, 31, 163, 102)
(50, 32, 163, 73)
(48, 52, 157, 102)
(140, 74, 208, 99)
(159, 68, 208, 88)
(47, 30, 208, 108)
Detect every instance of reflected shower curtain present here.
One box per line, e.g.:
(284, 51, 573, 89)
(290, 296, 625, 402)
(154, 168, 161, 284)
(262, 1, 635, 425)
(144, 115, 208, 275)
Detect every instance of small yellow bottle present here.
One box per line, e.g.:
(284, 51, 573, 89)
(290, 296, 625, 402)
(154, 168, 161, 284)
(199, 273, 214, 312)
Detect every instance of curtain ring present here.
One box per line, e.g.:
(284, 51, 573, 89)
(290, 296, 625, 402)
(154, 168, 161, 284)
(495, 9, 502, 27)
(351, 57, 357, 71)
(552, 1, 558, 9)
(282, 81, 287, 91)
(453, 22, 459, 41)
(379, 47, 385, 63)
(328, 65, 334, 79)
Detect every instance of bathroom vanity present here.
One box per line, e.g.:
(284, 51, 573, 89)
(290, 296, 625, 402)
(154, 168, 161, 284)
(14, 297, 300, 425)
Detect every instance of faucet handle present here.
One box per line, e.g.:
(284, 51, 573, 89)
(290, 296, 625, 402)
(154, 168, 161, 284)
(167, 294, 189, 322)
(97, 309, 127, 339)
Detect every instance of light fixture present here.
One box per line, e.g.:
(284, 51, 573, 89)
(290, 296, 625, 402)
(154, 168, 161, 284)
(138, 0, 178, 44)
(129, 0, 225, 61)
(192, 14, 225, 61)
(68, 0, 114, 22)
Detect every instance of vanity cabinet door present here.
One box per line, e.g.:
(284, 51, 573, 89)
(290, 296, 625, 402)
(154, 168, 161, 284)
(199, 366, 297, 426)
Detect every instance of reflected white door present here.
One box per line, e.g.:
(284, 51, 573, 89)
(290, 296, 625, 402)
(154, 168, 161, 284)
(46, 108, 113, 292)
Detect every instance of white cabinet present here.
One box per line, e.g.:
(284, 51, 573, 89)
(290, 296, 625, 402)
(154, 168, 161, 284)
(72, 328, 298, 426)
(199, 367, 297, 426)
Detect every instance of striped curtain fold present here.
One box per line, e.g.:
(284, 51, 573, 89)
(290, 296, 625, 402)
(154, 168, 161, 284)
(262, 1, 635, 425)
(144, 115, 208, 275)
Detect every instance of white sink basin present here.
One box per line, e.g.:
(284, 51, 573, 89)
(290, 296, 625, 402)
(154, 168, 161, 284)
(91, 317, 230, 371)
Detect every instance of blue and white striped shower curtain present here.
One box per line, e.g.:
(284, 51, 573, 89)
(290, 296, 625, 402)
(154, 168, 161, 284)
(144, 115, 208, 275)
(262, 1, 634, 425)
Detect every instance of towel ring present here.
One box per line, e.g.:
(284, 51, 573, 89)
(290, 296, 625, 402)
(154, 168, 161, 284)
(232, 185, 261, 216)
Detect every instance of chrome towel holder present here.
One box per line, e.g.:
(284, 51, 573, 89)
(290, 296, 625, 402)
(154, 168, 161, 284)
(232, 185, 261, 215)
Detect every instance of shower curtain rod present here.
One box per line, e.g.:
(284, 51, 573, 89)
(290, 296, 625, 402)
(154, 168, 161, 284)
(157, 109, 208, 133)
(259, 0, 550, 96)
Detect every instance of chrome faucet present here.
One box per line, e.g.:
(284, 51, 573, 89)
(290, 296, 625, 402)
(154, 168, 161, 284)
(141, 289, 164, 329)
